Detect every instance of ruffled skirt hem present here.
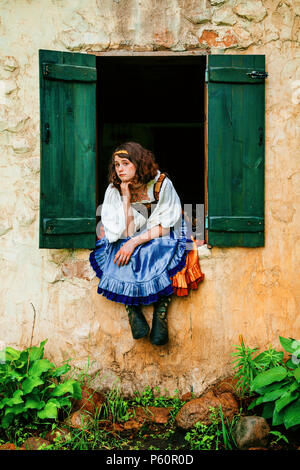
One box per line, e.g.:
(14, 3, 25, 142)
(89, 235, 189, 305)
(171, 239, 205, 296)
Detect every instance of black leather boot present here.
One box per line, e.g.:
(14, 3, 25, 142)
(150, 296, 172, 346)
(125, 304, 149, 340)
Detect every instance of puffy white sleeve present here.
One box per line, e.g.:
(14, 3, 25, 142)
(101, 184, 147, 243)
(147, 177, 182, 230)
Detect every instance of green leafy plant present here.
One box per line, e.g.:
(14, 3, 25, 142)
(131, 386, 155, 407)
(269, 430, 289, 446)
(184, 406, 238, 450)
(217, 405, 239, 450)
(231, 336, 285, 398)
(231, 337, 260, 397)
(0, 339, 81, 429)
(130, 386, 186, 422)
(101, 386, 132, 423)
(184, 420, 216, 450)
(248, 336, 300, 430)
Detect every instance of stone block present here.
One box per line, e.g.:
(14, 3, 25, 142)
(233, 1, 267, 23)
(212, 6, 237, 26)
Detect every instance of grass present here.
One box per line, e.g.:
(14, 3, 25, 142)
(129, 386, 187, 423)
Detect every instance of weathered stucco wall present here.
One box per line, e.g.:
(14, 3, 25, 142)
(0, 0, 299, 396)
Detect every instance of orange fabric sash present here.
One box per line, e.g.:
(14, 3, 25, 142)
(171, 238, 205, 296)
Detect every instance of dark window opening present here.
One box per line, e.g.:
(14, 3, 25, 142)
(96, 55, 206, 239)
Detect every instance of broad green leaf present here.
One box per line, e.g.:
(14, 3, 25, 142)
(4, 403, 25, 416)
(0, 349, 19, 363)
(4, 347, 21, 361)
(0, 390, 24, 409)
(29, 359, 54, 377)
(25, 347, 44, 362)
(72, 382, 82, 400)
(13, 389, 23, 399)
(48, 398, 62, 407)
(42, 383, 56, 393)
(286, 359, 299, 370)
(275, 392, 299, 413)
(1, 413, 14, 429)
(19, 350, 29, 364)
(254, 380, 290, 396)
(22, 376, 44, 394)
(279, 336, 299, 354)
(294, 367, 300, 383)
(51, 363, 71, 378)
(25, 398, 45, 410)
(56, 397, 72, 408)
(283, 399, 300, 429)
(7, 390, 24, 405)
(262, 402, 274, 419)
(0, 400, 6, 410)
(50, 380, 77, 397)
(272, 407, 285, 426)
(1, 367, 23, 383)
(248, 397, 261, 410)
(22, 339, 48, 363)
(14, 360, 27, 369)
(289, 381, 300, 393)
(37, 401, 58, 419)
(251, 366, 287, 390)
(262, 388, 289, 403)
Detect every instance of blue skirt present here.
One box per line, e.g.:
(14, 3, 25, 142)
(89, 218, 192, 305)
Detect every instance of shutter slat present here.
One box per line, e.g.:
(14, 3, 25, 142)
(208, 216, 264, 232)
(43, 218, 95, 235)
(208, 66, 267, 83)
(42, 63, 97, 82)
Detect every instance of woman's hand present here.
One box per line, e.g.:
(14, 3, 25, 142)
(120, 181, 132, 198)
(114, 238, 138, 267)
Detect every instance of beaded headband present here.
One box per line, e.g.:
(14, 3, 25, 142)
(113, 150, 129, 156)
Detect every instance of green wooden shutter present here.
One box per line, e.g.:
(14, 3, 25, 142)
(39, 49, 97, 249)
(206, 55, 266, 247)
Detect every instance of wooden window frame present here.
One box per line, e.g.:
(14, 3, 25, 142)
(89, 50, 208, 245)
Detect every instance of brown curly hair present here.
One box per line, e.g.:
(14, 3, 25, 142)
(108, 141, 159, 190)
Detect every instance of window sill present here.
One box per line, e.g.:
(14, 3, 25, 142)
(197, 244, 212, 260)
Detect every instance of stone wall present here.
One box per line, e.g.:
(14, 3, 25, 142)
(0, 0, 299, 396)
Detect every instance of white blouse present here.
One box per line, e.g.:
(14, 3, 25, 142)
(100, 170, 182, 243)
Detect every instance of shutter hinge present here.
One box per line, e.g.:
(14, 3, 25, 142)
(42, 64, 49, 76)
(246, 70, 268, 79)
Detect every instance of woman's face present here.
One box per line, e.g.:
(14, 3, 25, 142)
(114, 156, 137, 183)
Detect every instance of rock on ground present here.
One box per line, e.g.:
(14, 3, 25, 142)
(22, 437, 50, 450)
(0, 443, 18, 450)
(233, 416, 270, 449)
(72, 385, 106, 415)
(175, 390, 239, 429)
(65, 410, 94, 429)
(100, 406, 172, 432)
(133, 406, 171, 424)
